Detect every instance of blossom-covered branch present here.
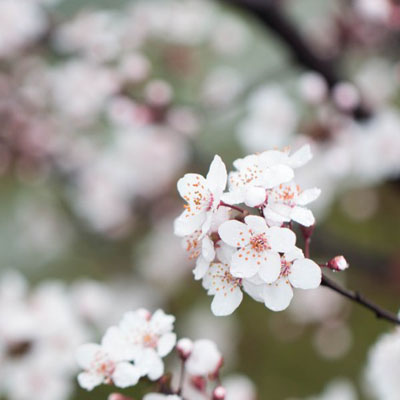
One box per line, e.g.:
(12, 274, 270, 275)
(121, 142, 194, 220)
(218, 0, 371, 120)
(321, 274, 400, 326)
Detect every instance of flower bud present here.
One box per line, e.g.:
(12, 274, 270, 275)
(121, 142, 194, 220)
(327, 255, 349, 271)
(213, 386, 227, 400)
(176, 338, 193, 360)
(108, 394, 133, 400)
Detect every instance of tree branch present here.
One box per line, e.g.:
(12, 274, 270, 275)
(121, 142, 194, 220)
(321, 274, 400, 325)
(218, 0, 371, 120)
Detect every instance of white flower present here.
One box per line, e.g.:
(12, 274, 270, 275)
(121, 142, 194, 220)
(118, 309, 177, 380)
(185, 339, 222, 377)
(263, 181, 321, 227)
(182, 231, 215, 280)
(174, 155, 227, 237)
(218, 215, 296, 283)
(365, 329, 400, 400)
(202, 244, 243, 316)
(244, 248, 321, 311)
(222, 151, 294, 207)
(76, 328, 141, 391)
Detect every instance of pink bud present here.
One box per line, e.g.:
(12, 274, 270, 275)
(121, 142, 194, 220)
(176, 338, 193, 360)
(213, 386, 227, 400)
(108, 394, 134, 400)
(327, 255, 349, 271)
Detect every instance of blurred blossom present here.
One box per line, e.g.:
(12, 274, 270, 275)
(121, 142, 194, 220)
(313, 321, 353, 360)
(138, 217, 191, 295)
(365, 328, 400, 400)
(238, 85, 299, 152)
(0, 272, 89, 400)
(201, 67, 244, 108)
(181, 306, 239, 367)
(0, 0, 47, 59)
(288, 286, 347, 325)
(302, 379, 358, 400)
(222, 375, 257, 400)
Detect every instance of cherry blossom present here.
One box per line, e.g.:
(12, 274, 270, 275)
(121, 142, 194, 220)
(118, 309, 177, 380)
(182, 231, 215, 280)
(244, 248, 321, 311)
(76, 328, 141, 391)
(221, 151, 294, 207)
(174, 155, 227, 237)
(263, 181, 321, 227)
(202, 244, 243, 316)
(185, 339, 223, 377)
(218, 215, 296, 282)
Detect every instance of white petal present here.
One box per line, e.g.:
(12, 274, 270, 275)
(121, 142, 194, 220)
(267, 203, 292, 220)
(297, 188, 321, 205)
(242, 280, 264, 302)
(220, 190, 245, 205)
(262, 280, 293, 311)
(267, 227, 296, 253)
(177, 173, 208, 203)
(76, 343, 101, 369)
(263, 206, 288, 223)
(174, 210, 206, 237)
(201, 235, 215, 261)
(244, 187, 266, 207)
(218, 220, 250, 247)
(216, 242, 235, 265)
(258, 252, 281, 283)
(101, 326, 129, 362)
(211, 288, 243, 316)
(244, 215, 267, 234)
(135, 348, 164, 380)
(112, 362, 141, 388)
(206, 155, 227, 197)
(157, 332, 176, 357)
(285, 247, 304, 262)
(291, 206, 315, 227)
(262, 165, 294, 188)
(201, 211, 213, 236)
(289, 258, 321, 289)
(78, 372, 103, 391)
(193, 256, 210, 280)
(230, 248, 259, 278)
(288, 145, 312, 168)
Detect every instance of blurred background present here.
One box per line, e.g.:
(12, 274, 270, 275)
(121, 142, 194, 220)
(0, 0, 399, 399)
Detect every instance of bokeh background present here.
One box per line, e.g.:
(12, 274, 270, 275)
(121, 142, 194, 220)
(1, 0, 400, 399)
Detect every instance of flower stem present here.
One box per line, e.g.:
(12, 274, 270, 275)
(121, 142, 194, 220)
(219, 201, 246, 214)
(321, 274, 400, 325)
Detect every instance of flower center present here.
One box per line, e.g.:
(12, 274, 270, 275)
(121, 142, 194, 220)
(274, 184, 301, 207)
(250, 233, 270, 252)
(280, 257, 292, 277)
(142, 332, 158, 348)
(93, 353, 115, 379)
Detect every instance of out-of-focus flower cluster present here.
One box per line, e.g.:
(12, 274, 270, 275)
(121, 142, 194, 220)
(76, 308, 256, 400)
(0, 271, 164, 400)
(173, 146, 343, 315)
(0, 0, 250, 236)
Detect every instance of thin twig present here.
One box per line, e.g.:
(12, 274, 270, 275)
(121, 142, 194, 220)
(321, 274, 400, 325)
(219, 201, 247, 214)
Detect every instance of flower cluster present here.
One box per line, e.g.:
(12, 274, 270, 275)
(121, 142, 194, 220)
(76, 308, 254, 400)
(77, 309, 176, 390)
(174, 146, 326, 315)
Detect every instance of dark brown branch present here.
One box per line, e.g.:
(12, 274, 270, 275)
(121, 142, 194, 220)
(321, 274, 400, 325)
(218, 0, 371, 120)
